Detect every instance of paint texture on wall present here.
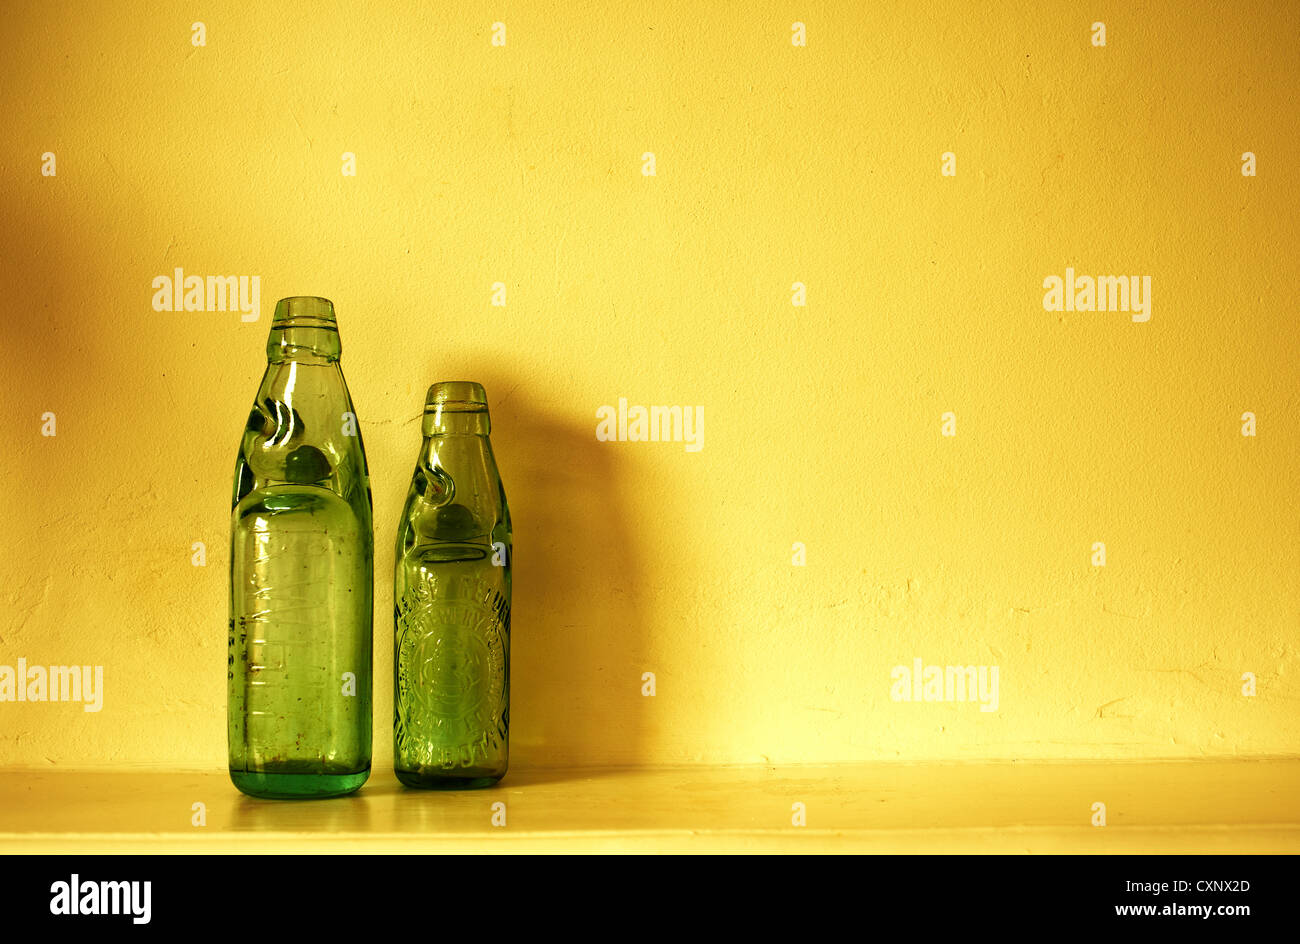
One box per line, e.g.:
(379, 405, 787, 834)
(0, 1, 1296, 769)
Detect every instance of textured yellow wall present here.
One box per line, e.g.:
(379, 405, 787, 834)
(1, 1, 1296, 770)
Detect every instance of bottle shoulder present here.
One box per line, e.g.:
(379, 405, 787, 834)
(232, 482, 367, 525)
(395, 470, 509, 558)
(232, 363, 371, 510)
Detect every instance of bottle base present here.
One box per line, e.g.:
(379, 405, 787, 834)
(395, 767, 505, 790)
(230, 767, 370, 799)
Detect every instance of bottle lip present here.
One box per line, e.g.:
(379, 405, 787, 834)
(424, 381, 489, 414)
(272, 296, 337, 328)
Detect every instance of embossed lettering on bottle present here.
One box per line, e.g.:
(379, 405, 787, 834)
(393, 382, 512, 788)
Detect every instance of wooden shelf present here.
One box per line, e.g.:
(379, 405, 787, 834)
(3, 760, 1297, 853)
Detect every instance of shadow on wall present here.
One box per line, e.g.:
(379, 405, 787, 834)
(0, 191, 237, 770)
(417, 367, 647, 774)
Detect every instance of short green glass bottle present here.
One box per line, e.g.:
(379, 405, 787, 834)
(394, 382, 512, 788)
(228, 296, 373, 799)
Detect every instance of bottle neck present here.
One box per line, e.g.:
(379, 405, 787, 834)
(266, 296, 342, 364)
(423, 409, 490, 438)
(415, 411, 494, 506)
(418, 419, 491, 473)
(267, 325, 341, 364)
(414, 384, 495, 503)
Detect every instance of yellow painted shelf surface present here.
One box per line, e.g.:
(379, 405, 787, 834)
(2, 760, 1296, 853)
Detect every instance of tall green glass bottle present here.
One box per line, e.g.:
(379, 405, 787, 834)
(228, 296, 373, 799)
(394, 382, 511, 788)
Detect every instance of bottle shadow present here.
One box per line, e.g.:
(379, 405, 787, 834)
(420, 367, 648, 776)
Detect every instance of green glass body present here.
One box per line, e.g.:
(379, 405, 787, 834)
(394, 382, 512, 788)
(227, 297, 374, 799)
